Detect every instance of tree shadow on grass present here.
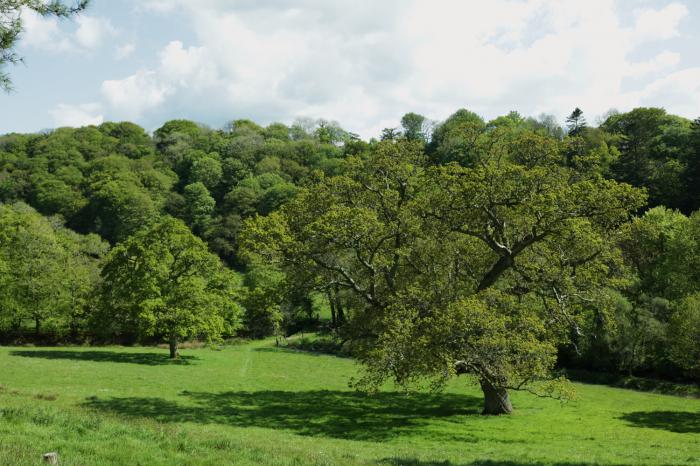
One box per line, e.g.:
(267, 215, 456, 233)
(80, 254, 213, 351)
(84, 390, 482, 441)
(10, 350, 197, 366)
(252, 347, 347, 358)
(381, 459, 611, 465)
(619, 410, 700, 433)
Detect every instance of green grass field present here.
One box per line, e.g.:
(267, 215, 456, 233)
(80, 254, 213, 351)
(0, 339, 698, 465)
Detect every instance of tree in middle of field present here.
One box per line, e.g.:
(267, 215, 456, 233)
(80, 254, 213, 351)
(241, 130, 645, 414)
(98, 217, 243, 358)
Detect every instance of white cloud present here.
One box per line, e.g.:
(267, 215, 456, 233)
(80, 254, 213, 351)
(97, 0, 695, 136)
(159, 41, 218, 88)
(115, 43, 136, 60)
(634, 67, 700, 117)
(102, 70, 174, 120)
(74, 16, 117, 50)
(20, 8, 73, 51)
(49, 103, 104, 127)
(632, 2, 688, 42)
(627, 50, 680, 76)
(20, 9, 117, 52)
(101, 41, 219, 119)
(139, 0, 179, 14)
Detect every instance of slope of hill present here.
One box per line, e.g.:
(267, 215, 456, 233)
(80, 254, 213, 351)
(0, 339, 698, 465)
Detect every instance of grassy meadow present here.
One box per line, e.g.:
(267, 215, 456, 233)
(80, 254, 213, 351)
(0, 338, 698, 465)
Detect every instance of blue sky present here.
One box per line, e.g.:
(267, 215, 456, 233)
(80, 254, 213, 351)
(2, 0, 699, 138)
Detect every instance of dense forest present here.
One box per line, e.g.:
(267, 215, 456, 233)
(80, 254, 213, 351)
(0, 107, 699, 414)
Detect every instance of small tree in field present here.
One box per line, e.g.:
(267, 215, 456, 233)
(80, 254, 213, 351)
(100, 217, 243, 358)
(0, 203, 65, 335)
(668, 294, 700, 379)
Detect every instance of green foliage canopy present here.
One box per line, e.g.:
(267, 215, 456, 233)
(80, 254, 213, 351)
(242, 131, 645, 413)
(99, 217, 243, 357)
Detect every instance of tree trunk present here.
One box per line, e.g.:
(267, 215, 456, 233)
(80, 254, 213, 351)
(35, 318, 41, 336)
(169, 336, 179, 359)
(69, 320, 78, 342)
(10, 316, 22, 341)
(480, 379, 513, 415)
(328, 291, 337, 328)
(335, 293, 345, 324)
(336, 301, 345, 324)
(332, 285, 346, 325)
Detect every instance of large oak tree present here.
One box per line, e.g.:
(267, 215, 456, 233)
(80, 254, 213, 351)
(242, 132, 644, 414)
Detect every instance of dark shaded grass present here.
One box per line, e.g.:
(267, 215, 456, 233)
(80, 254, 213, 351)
(10, 349, 197, 365)
(84, 390, 482, 441)
(620, 410, 700, 433)
(566, 369, 700, 398)
(382, 460, 636, 466)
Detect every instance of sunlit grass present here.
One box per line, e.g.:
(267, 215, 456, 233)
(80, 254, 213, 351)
(1, 339, 698, 465)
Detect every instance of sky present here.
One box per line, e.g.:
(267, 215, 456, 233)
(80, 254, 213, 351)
(1, 0, 699, 138)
